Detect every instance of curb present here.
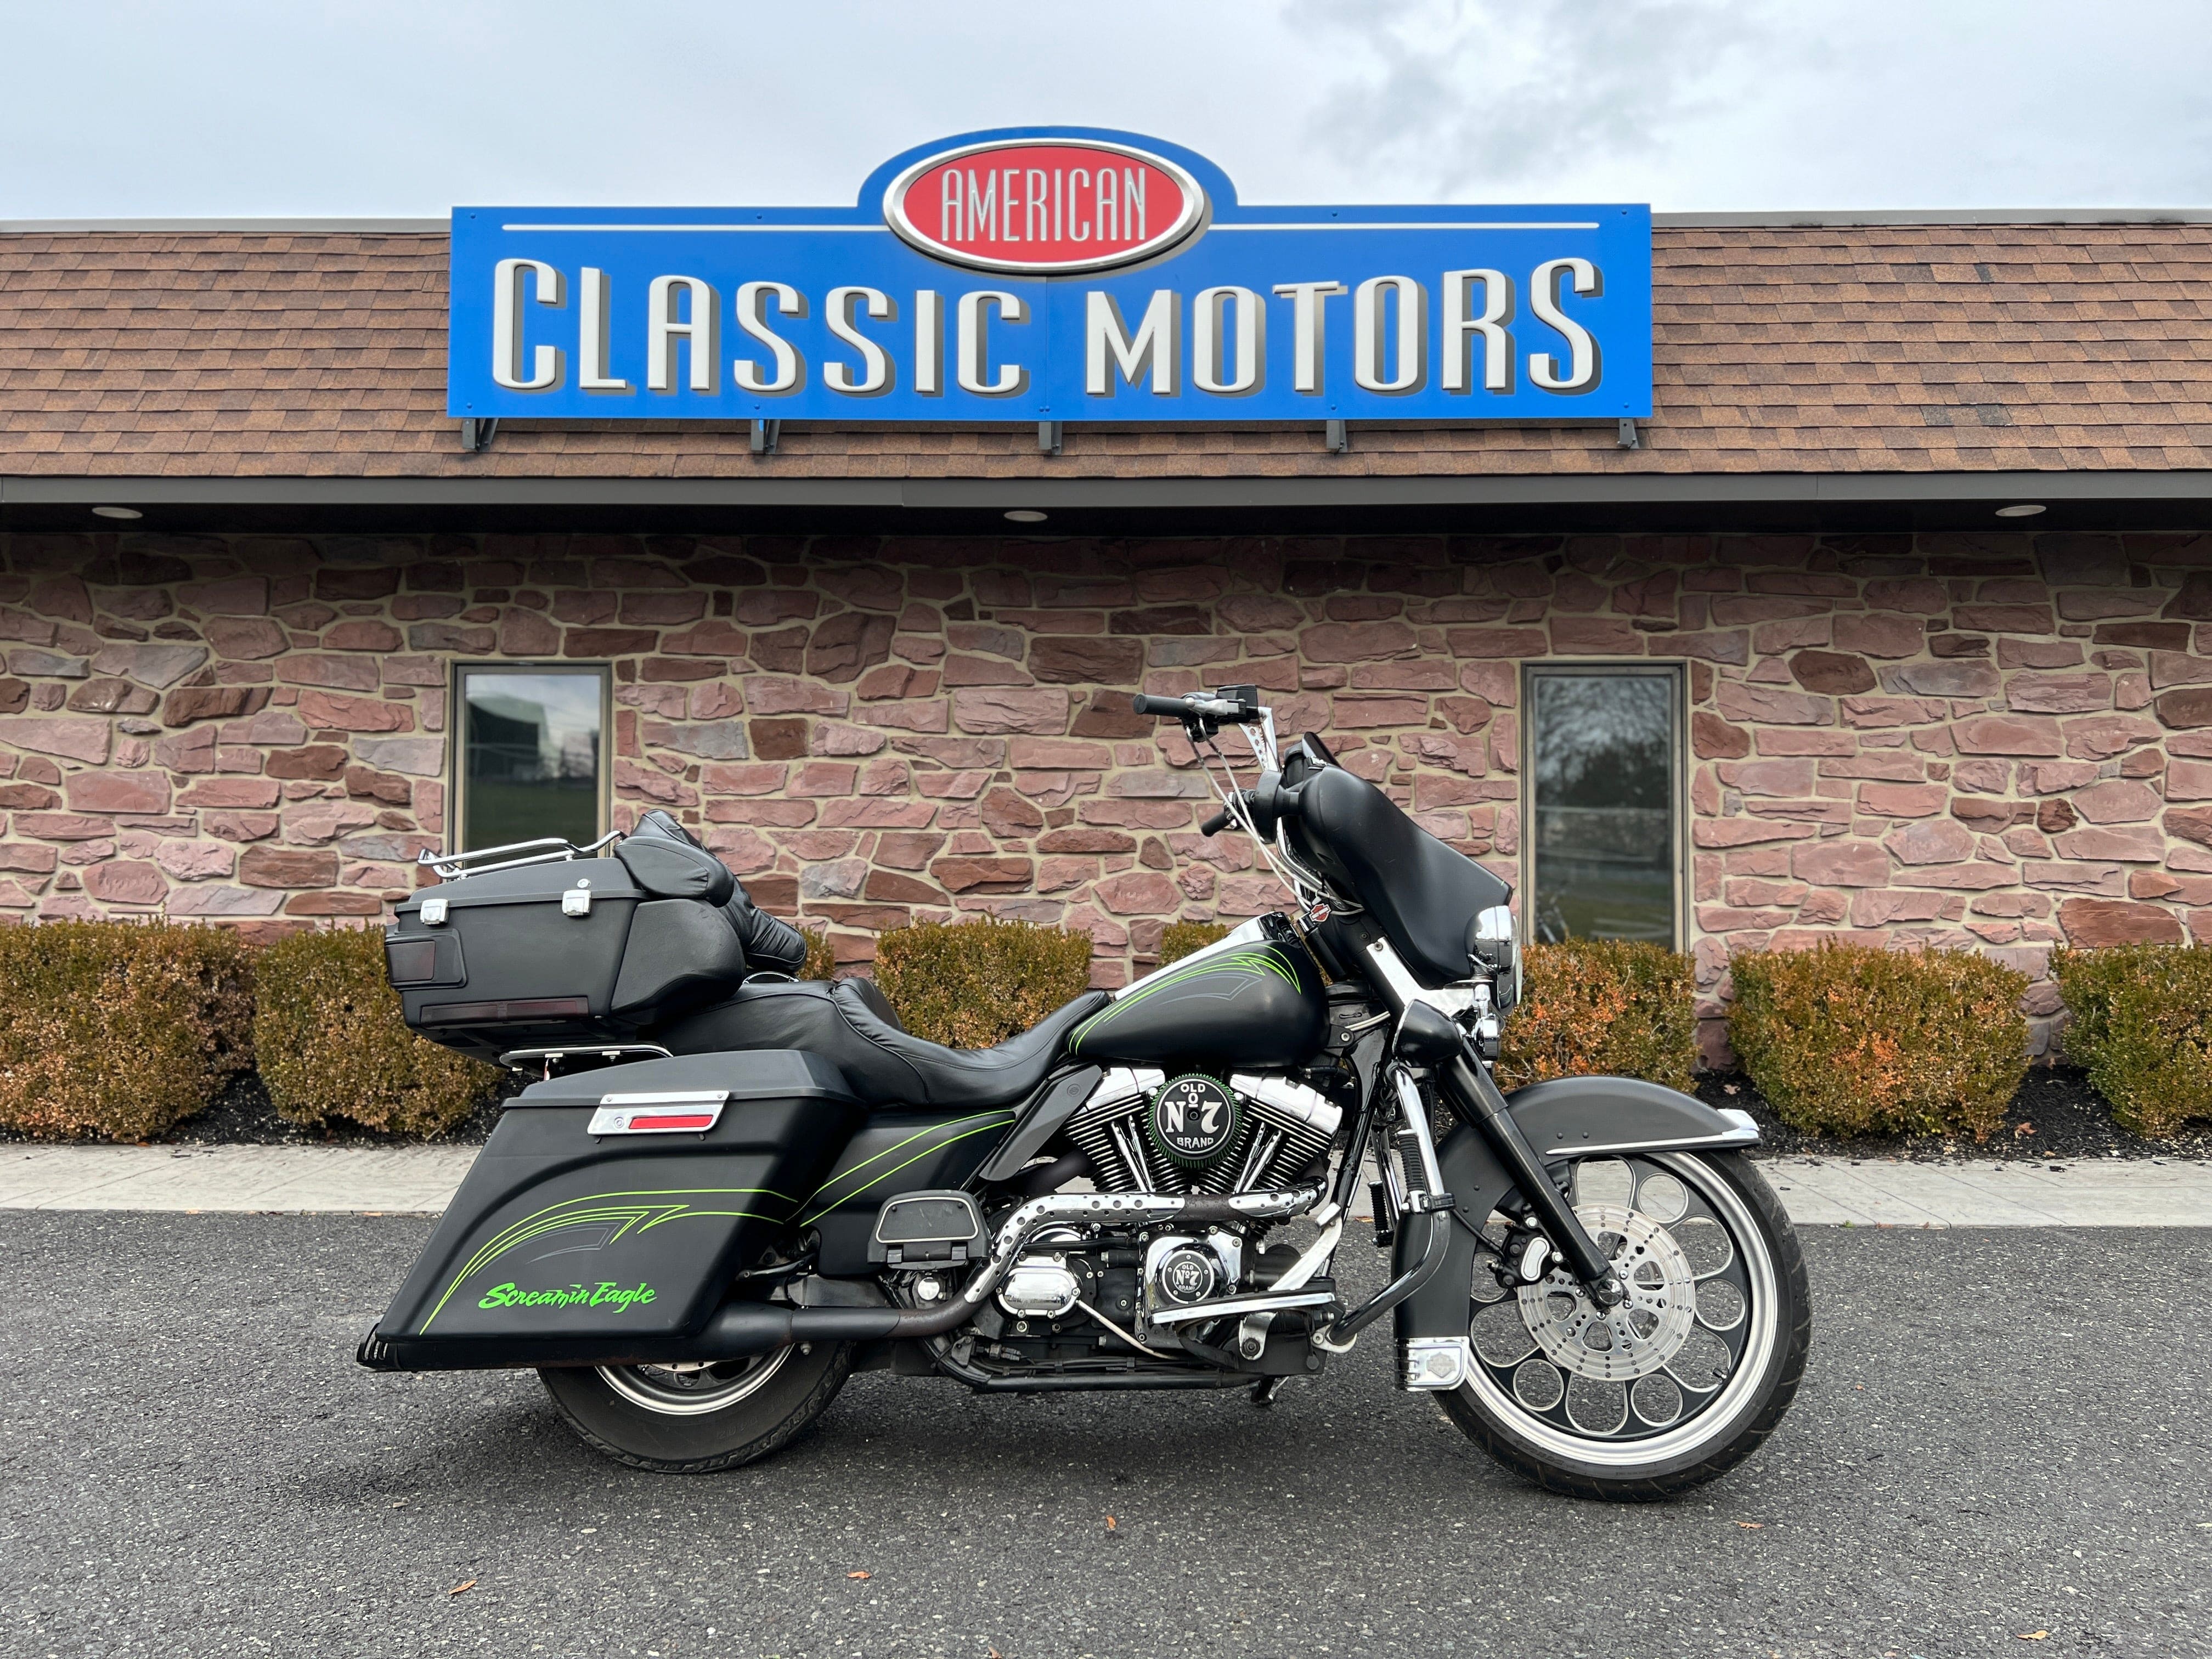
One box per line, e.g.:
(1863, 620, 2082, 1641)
(0, 1144, 474, 1216)
(3, 1145, 2208, 1227)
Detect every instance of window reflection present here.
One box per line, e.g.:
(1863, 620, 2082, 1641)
(460, 670, 605, 850)
(1528, 670, 1677, 947)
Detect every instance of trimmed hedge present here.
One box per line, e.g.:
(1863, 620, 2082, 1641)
(1158, 920, 1229, 965)
(1497, 938, 1698, 1093)
(255, 927, 500, 1137)
(799, 924, 837, 981)
(873, 917, 1096, 1048)
(2051, 944, 2212, 1137)
(0, 921, 255, 1141)
(1729, 941, 2028, 1140)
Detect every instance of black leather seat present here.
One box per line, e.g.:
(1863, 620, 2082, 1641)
(625, 809, 809, 977)
(658, 978, 1112, 1111)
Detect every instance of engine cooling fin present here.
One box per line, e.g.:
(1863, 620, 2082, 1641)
(1063, 1069, 1339, 1197)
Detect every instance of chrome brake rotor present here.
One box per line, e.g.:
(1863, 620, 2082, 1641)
(1517, 1203, 1696, 1383)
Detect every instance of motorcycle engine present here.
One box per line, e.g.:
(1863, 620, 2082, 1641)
(978, 1225, 1275, 1356)
(989, 1229, 1244, 1325)
(1141, 1230, 1242, 1325)
(956, 1069, 1342, 1372)
(1062, 1069, 1341, 1195)
(983, 1226, 1145, 1344)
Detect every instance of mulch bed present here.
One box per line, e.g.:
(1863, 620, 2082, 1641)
(1696, 1064, 2212, 1165)
(20, 1057, 2210, 1164)
(154, 1069, 511, 1148)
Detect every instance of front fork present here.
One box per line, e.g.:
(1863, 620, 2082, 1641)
(1357, 1053, 1622, 1397)
(1317, 1065, 1453, 1352)
(1341, 926, 1624, 1311)
(1364, 1046, 1622, 1396)
(1438, 1049, 1624, 1307)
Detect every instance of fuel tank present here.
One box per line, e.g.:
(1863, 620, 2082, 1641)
(1066, 913, 1328, 1069)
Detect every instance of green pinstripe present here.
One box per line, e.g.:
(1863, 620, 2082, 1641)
(796, 1110, 1016, 1227)
(1068, 949, 1302, 1056)
(419, 1186, 794, 1332)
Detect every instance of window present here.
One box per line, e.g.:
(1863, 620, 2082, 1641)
(453, 665, 610, 851)
(1523, 664, 1684, 949)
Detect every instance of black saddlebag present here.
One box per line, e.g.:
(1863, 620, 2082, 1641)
(359, 1050, 863, 1370)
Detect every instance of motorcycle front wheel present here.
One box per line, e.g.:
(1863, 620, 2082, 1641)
(539, 1338, 853, 1474)
(1439, 1150, 1809, 1501)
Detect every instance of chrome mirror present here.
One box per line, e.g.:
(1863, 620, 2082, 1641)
(1470, 905, 1520, 1012)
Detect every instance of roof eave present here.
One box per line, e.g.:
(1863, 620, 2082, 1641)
(6, 469, 2210, 510)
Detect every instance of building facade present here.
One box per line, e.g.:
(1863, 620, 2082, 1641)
(6, 213, 2212, 1062)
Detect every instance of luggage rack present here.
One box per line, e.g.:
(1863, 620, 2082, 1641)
(498, 1042, 674, 1081)
(417, 831, 623, 883)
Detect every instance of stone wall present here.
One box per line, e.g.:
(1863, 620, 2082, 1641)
(4, 527, 2211, 1058)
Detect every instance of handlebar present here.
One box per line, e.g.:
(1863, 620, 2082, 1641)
(1132, 689, 1264, 725)
(1201, 783, 1304, 839)
(1132, 687, 1282, 837)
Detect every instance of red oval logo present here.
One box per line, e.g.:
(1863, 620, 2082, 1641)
(884, 139, 1205, 275)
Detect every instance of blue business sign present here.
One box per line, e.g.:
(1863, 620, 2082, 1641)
(448, 127, 1650, 424)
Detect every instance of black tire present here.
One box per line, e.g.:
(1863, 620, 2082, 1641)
(539, 1341, 853, 1474)
(1438, 1150, 1810, 1502)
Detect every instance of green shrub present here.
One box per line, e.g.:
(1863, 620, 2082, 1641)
(1497, 939, 1699, 1093)
(0, 920, 255, 1141)
(256, 926, 499, 1137)
(1728, 941, 2028, 1139)
(799, 925, 837, 981)
(2051, 944, 2212, 1137)
(1158, 920, 1229, 964)
(873, 917, 1096, 1048)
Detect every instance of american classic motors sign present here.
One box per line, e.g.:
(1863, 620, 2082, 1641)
(447, 127, 1651, 424)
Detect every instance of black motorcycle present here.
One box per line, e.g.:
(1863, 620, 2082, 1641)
(362, 685, 1808, 1499)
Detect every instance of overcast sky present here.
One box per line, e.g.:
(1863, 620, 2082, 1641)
(5, 0, 2210, 218)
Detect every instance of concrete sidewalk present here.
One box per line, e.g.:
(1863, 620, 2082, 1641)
(1, 1143, 2208, 1226)
(1759, 1155, 2210, 1227)
(0, 1144, 475, 1215)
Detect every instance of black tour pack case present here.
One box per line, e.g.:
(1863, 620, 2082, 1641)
(383, 812, 805, 1062)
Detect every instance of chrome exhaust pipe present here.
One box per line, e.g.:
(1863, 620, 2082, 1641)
(672, 1182, 1330, 1359)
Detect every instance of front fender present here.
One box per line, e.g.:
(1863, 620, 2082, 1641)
(1394, 1075, 1759, 1347)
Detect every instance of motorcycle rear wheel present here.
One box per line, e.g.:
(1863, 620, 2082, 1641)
(539, 1340, 853, 1474)
(1438, 1150, 1809, 1501)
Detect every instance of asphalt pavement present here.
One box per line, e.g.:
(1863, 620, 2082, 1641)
(1, 1213, 2205, 1659)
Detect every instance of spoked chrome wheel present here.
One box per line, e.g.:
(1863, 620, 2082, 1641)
(1442, 1151, 1809, 1499)
(595, 1350, 793, 1417)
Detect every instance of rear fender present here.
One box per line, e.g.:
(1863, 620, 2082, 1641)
(1395, 1075, 1758, 1345)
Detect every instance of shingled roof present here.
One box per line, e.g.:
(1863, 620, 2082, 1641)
(4, 220, 2210, 483)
